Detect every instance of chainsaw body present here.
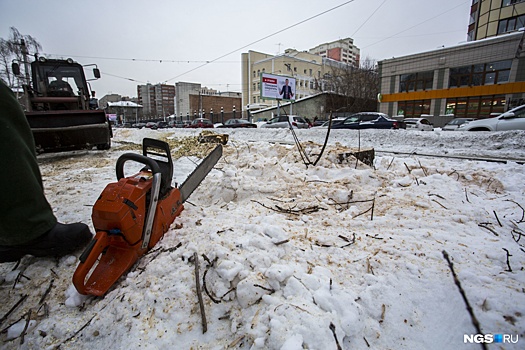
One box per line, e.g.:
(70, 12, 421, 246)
(73, 138, 183, 296)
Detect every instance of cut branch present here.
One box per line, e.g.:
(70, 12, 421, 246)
(193, 252, 207, 333)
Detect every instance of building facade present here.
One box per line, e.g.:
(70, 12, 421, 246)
(468, 0, 525, 41)
(175, 81, 241, 121)
(308, 38, 360, 66)
(241, 49, 347, 115)
(378, 31, 525, 120)
(137, 83, 175, 118)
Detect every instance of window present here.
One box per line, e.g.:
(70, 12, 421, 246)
(502, 0, 525, 6)
(446, 95, 505, 118)
(399, 71, 433, 92)
(449, 60, 511, 88)
(497, 15, 525, 34)
(397, 100, 431, 117)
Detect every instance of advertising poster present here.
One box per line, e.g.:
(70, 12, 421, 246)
(260, 73, 296, 101)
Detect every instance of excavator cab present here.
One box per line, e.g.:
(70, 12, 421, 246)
(13, 57, 112, 153)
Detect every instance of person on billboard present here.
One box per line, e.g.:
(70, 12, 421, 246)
(279, 79, 294, 100)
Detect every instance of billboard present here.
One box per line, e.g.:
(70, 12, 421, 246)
(260, 73, 296, 101)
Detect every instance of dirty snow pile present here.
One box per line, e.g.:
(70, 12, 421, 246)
(1, 127, 524, 350)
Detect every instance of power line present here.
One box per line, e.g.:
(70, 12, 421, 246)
(362, 1, 470, 49)
(43, 53, 239, 64)
(351, 0, 389, 37)
(164, 0, 357, 83)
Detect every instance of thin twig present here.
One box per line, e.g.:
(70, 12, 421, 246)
(20, 309, 32, 345)
(39, 279, 54, 305)
(0, 294, 28, 328)
(493, 211, 502, 227)
(417, 159, 428, 177)
(442, 250, 487, 350)
(194, 252, 207, 333)
(387, 157, 395, 171)
(502, 248, 512, 272)
(202, 269, 221, 304)
(58, 314, 96, 348)
(329, 322, 342, 350)
(478, 223, 499, 236)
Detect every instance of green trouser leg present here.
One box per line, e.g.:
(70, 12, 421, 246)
(0, 80, 56, 246)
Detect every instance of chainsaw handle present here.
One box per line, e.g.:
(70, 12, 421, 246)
(73, 231, 110, 295)
(116, 153, 161, 180)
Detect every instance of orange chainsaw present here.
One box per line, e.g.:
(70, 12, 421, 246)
(73, 138, 222, 296)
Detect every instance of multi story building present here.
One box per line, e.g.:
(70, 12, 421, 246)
(378, 31, 525, 120)
(175, 81, 241, 121)
(137, 83, 175, 118)
(468, 0, 525, 41)
(241, 49, 346, 113)
(309, 38, 360, 66)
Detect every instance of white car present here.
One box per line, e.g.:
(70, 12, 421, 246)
(442, 118, 474, 131)
(260, 115, 310, 129)
(458, 104, 525, 131)
(404, 118, 433, 131)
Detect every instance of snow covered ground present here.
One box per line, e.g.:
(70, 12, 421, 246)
(1, 127, 524, 350)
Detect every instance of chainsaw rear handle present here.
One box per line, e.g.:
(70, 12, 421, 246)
(116, 153, 161, 180)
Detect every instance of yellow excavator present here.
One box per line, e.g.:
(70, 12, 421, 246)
(12, 51, 112, 153)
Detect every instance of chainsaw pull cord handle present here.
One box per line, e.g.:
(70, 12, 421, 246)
(115, 153, 162, 250)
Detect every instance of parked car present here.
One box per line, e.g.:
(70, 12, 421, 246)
(132, 122, 146, 129)
(442, 118, 474, 131)
(156, 121, 169, 129)
(331, 112, 403, 130)
(458, 104, 525, 131)
(404, 118, 433, 131)
(312, 118, 346, 129)
(145, 122, 157, 129)
(185, 118, 214, 128)
(217, 119, 257, 128)
(169, 121, 185, 128)
(260, 115, 310, 129)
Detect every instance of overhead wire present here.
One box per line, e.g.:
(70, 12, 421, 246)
(351, 0, 389, 37)
(362, 1, 470, 49)
(163, 0, 357, 83)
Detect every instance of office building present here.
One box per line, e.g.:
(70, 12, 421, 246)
(241, 49, 346, 113)
(468, 0, 525, 41)
(378, 31, 525, 120)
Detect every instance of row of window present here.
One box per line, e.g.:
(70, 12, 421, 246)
(449, 60, 512, 87)
(396, 95, 506, 118)
(252, 68, 321, 78)
(398, 59, 512, 92)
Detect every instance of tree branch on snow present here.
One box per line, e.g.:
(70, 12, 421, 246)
(193, 252, 207, 333)
(442, 250, 488, 350)
(506, 200, 525, 223)
(329, 322, 342, 350)
(493, 211, 503, 227)
(202, 268, 221, 304)
(0, 294, 27, 328)
(502, 248, 512, 272)
(478, 223, 499, 236)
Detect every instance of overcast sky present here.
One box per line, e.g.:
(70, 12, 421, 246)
(1, 0, 472, 98)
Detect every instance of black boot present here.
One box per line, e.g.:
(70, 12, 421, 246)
(0, 223, 93, 263)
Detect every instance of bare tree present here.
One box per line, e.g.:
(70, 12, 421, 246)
(0, 27, 42, 87)
(315, 56, 379, 114)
